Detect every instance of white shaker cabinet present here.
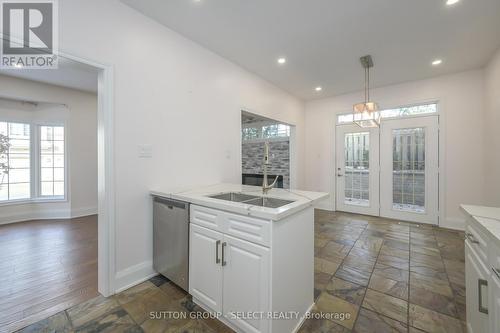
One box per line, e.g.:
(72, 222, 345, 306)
(189, 224, 224, 313)
(465, 240, 490, 333)
(189, 204, 314, 333)
(189, 223, 271, 333)
(489, 242, 500, 333)
(223, 234, 270, 333)
(461, 205, 500, 333)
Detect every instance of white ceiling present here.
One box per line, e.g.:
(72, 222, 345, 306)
(122, 0, 500, 100)
(0, 56, 98, 93)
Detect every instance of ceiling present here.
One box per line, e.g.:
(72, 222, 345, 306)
(0, 56, 98, 93)
(122, 0, 500, 100)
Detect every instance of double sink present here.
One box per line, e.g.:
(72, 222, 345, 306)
(208, 192, 294, 208)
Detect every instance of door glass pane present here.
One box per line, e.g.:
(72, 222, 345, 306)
(344, 132, 370, 206)
(392, 128, 425, 213)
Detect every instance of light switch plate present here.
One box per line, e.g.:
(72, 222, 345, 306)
(138, 144, 153, 158)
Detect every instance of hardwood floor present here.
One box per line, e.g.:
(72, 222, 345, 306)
(0, 216, 98, 333)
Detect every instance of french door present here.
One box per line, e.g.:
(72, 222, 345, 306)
(335, 124, 380, 216)
(336, 116, 439, 225)
(380, 116, 439, 224)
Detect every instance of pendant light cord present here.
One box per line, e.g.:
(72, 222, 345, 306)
(367, 65, 370, 102)
(365, 67, 370, 104)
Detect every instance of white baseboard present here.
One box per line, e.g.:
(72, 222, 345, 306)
(71, 206, 98, 218)
(292, 302, 315, 333)
(441, 217, 466, 231)
(114, 260, 157, 294)
(0, 205, 98, 225)
(313, 195, 334, 211)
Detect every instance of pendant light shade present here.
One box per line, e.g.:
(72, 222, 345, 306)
(353, 55, 380, 128)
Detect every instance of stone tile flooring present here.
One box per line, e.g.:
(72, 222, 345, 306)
(304, 210, 466, 333)
(15, 210, 466, 333)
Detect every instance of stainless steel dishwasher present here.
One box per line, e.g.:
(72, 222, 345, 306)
(153, 196, 189, 291)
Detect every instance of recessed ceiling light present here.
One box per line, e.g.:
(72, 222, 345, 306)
(432, 59, 443, 66)
(315, 86, 322, 92)
(446, 0, 460, 5)
(277, 57, 286, 64)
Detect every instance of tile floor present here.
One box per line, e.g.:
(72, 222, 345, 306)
(15, 210, 466, 333)
(306, 210, 466, 333)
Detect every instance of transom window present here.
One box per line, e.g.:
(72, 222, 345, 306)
(242, 123, 290, 141)
(0, 121, 65, 203)
(338, 103, 437, 124)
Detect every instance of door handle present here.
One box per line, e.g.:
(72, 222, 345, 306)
(465, 232, 479, 244)
(215, 240, 221, 264)
(221, 242, 227, 266)
(492, 267, 500, 280)
(478, 278, 488, 314)
(337, 173, 344, 177)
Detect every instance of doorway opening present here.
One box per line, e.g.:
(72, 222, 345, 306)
(0, 40, 114, 332)
(335, 104, 440, 225)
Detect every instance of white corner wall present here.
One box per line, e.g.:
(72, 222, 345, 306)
(56, 0, 305, 291)
(484, 49, 500, 206)
(0, 74, 97, 224)
(304, 70, 486, 230)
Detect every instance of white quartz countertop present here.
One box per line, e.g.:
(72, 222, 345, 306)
(461, 204, 500, 246)
(151, 183, 329, 221)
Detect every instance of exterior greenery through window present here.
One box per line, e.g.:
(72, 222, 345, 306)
(0, 122, 30, 201)
(0, 121, 65, 202)
(242, 123, 290, 141)
(338, 103, 437, 124)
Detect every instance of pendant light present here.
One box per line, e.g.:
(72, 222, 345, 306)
(353, 55, 380, 128)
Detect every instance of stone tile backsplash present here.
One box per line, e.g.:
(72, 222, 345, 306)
(242, 139, 290, 188)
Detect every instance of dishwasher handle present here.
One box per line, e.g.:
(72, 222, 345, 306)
(153, 196, 188, 210)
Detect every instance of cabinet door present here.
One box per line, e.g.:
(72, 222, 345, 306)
(489, 242, 500, 333)
(189, 224, 223, 312)
(465, 240, 490, 333)
(222, 235, 270, 333)
(490, 272, 500, 333)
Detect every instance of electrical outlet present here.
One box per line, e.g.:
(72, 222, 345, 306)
(138, 144, 152, 158)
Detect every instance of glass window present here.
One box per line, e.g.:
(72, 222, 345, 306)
(242, 123, 290, 141)
(0, 122, 31, 201)
(40, 125, 65, 197)
(338, 103, 437, 124)
(344, 132, 370, 206)
(392, 128, 425, 213)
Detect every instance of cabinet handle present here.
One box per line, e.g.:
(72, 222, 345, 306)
(215, 240, 221, 264)
(221, 242, 227, 266)
(465, 232, 479, 244)
(478, 278, 488, 314)
(492, 268, 500, 280)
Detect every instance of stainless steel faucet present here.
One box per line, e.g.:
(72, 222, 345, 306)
(262, 141, 279, 194)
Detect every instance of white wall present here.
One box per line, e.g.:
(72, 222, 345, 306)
(484, 49, 500, 206)
(304, 70, 486, 230)
(50, 0, 305, 290)
(0, 74, 97, 223)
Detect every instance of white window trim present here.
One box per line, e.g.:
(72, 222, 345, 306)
(0, 120, 68, 206)
(242, 121, 291, 141)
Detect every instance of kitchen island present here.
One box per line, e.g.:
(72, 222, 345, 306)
(151, 184, 328, 333)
